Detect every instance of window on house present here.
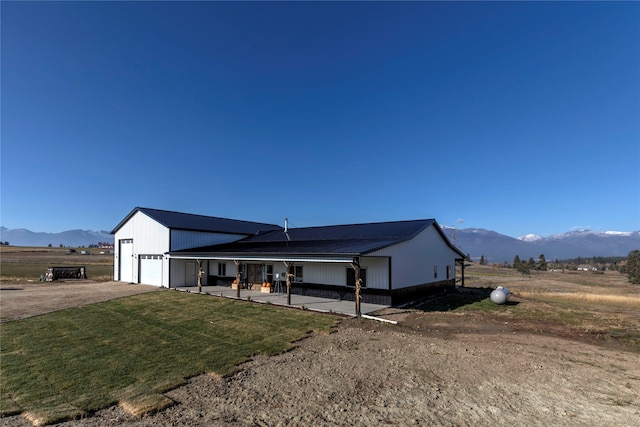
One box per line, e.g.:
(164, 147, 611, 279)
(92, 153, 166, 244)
(446, 265, 451, 280)
(218, 262, 226, 276)
(293, 265, 303, 282)
(266, 265, 273, 283)
(346, 268, 367, 288)
(434, 265, 438, 279)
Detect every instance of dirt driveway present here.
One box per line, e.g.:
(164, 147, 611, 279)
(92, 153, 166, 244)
(0, 281, 158, 323)
(1, 281, 639, 426)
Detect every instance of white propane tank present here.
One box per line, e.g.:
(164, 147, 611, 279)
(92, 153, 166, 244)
(490, 288, 508, 305)
(496, 286, 510, 297)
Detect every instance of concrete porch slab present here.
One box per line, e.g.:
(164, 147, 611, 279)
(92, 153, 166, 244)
(177, 285, 388, 317)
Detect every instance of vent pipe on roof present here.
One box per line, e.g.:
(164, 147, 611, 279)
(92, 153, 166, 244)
(284, 218, 288, 232)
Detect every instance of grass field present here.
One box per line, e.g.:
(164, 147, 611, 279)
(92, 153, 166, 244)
(0, 291, 337, 425)
(441, 265, 640, 352)
(0, 246, 114, 282)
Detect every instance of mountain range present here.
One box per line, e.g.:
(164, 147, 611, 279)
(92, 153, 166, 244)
(441, 227, 640, 263)
(0, 227, 113, 248)
(0, 226, 638, 262)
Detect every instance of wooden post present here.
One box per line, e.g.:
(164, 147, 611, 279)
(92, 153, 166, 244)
(351, 258, 361, 317)
(234, 260, 242, 298)
(456, 258, 465, 287)
(283, 261, 293, 305)
(197, 259, 203, 293)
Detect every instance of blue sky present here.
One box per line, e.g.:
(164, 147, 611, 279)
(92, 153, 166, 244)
(2, 1, 639, 238)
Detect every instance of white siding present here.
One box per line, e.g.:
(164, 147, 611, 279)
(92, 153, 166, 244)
(169, 258, 389, 290)
(113, 211, 169, 286)
(170, 259, 187, 287)
(369, 224, 458, 290)
(291, 257, 389, 290)
(170, 230, 246, 251)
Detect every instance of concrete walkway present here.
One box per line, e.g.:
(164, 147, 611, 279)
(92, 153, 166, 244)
(177, 285, 388, 317)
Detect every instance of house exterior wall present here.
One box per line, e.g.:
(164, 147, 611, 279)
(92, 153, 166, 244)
(114, 211, 256, 287)
(368, 224, 458, 290)
(170, 257, 390, 290)
(291, 257, 389, 290)
(113, 211, 170, 285)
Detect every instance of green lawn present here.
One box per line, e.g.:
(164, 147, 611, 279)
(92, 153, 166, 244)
(0, 291, 337, 424)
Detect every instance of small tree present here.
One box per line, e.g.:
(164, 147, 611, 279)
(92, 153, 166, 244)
(538, 254, 548, 271)
(625, 250, 640, 284)
(479, 255, 486, 265)
(516, 261, 531, 276)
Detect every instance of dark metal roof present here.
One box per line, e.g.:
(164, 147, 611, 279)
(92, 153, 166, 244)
(173, 238, 401, 257)
(111, 207, 282, 235)
(171, 219, 449, 257)
(247, 219, 435, 243)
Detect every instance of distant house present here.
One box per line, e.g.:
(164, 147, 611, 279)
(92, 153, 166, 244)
(577, 264, 596, 271)
(111, 207, 466, 305)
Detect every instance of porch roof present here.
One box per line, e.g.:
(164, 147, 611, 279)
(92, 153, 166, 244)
(168, 238, 400, 261)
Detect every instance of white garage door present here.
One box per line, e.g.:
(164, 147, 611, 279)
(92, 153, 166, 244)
(140, 255, 163, 287)
(119, 239, 134, 283)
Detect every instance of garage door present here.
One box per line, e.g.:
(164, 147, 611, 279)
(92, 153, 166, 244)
(140, 255, 163, 286)
(119, 239, 134, 283)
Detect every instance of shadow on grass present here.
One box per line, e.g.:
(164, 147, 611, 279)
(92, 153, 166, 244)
(408, 286, 520, 312)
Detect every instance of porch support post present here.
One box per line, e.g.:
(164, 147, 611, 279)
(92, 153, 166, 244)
(351, 257, 361, 317)
(283, 261, 293, 306)
(234, 260, 242, 298)
(456, 258, 465, 287)
(196, 259, 203, 293)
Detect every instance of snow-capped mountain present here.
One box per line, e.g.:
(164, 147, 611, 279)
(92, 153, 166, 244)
(0, 227, 113, 247)
(518, 234, 543, 242)
(444, 227, 640, 263)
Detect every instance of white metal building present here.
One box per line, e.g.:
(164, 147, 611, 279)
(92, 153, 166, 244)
(111, 207, 465, 305)
(110, 207, 282, 288)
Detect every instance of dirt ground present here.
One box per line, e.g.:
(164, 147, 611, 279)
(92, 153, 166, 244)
(0, 281, 158, 323)
(1, 278, 639, 426)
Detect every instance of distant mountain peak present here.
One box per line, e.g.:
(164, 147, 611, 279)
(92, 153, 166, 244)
(604, 231, 633, 236)
(518, 234, 542, 242)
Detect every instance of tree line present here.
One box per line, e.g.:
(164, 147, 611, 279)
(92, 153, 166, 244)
(474, 251, 640, 284)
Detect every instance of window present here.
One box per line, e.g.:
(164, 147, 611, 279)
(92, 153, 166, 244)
(346, 268, 367, 288)
(218, 262, 226, 276)
(293, 265, 303, 282)
(446, 265, 451, 280)
(434, 265, 438, 279)
(266, 265, 273, 283)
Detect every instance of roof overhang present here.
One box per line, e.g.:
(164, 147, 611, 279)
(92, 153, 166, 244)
(167, 253, 357, 264)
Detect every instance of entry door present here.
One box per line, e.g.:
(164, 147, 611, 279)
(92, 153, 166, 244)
(119, 239, 134, 282)
(247, 264, 263, 285)
(185, 262, 198, 287)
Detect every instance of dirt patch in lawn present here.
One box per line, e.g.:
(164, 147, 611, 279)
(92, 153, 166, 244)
(0, 281, 158, 323)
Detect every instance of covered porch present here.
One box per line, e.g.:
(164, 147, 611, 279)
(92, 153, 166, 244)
(174, 284, 389, 318)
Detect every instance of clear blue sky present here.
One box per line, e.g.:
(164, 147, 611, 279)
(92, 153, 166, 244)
(2, 1, 639, 238)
